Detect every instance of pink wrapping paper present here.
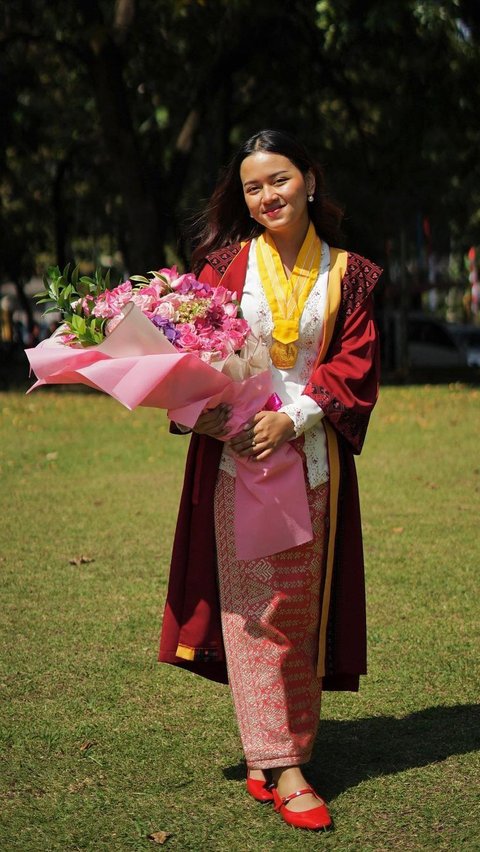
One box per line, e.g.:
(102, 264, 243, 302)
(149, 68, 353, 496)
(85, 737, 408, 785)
(26, 303, 313, 560)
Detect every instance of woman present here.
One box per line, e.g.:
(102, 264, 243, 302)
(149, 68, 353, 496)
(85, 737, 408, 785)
(159, 129, 381, 831)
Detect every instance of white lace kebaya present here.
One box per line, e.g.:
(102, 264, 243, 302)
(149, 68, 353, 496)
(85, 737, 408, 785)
(219, 239, 330, 489)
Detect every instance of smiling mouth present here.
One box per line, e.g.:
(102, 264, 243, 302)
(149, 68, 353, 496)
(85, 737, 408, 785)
(263, 205, 284, 216)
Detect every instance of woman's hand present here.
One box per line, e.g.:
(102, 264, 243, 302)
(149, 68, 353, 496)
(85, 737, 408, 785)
(229, 410, 295, 461)
(193, 404, 231, 438)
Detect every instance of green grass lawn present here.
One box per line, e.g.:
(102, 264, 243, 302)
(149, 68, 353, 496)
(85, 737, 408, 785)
(1, 384, 479, 851)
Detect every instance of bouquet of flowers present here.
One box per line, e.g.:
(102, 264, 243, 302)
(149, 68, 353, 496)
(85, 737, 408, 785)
(27, 263, 312, 561)
(37, 264, 251, 361)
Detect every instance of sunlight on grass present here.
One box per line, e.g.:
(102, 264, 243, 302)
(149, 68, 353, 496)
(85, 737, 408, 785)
(1, 385, 479, 851)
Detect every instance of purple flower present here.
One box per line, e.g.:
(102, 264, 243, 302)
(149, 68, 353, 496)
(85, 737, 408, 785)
(175, 277, 212, 297)
(151, 316, 180, 344)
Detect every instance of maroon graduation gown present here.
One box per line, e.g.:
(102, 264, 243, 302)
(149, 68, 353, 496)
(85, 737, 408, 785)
(159, 243, 382, 691)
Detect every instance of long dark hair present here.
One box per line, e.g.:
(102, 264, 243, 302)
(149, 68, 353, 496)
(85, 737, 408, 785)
(190, 129, 343, 273)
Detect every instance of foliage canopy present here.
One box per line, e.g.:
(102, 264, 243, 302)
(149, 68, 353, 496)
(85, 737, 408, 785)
(1, 0, 479, 287)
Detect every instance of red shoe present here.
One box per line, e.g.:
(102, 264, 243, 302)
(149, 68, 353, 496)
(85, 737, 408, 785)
(272, 786, 333, 830)
(246, 772, 275, 804)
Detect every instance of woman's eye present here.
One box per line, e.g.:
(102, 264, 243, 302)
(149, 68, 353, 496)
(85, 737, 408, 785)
(274, 178, 287, 185)
(247, 187, 260, 194)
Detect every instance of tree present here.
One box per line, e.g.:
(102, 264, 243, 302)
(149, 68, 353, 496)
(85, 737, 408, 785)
(1, 0, 478, 295)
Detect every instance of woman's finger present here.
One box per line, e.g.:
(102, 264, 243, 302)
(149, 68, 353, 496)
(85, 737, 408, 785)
(231, 427, 266, 457)
(194, 404, 231, 436)
(229, 422, 253, 451)
(233, 411, 295, 459)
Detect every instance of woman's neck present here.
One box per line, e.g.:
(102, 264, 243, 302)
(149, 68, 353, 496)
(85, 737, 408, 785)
(267, 218, 310, 275)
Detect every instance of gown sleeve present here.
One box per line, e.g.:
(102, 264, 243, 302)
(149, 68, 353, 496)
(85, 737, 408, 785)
(303, 257, 382, 454)
(197, 262, 222, 287)
(279, 396, 324, 437)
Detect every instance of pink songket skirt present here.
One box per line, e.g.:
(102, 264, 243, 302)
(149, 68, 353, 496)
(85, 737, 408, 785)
(214, 463, 328, 769)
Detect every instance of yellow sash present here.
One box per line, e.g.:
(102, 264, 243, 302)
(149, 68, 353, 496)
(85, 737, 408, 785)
(256, 223, 322, 368)
(315, 246, 348, 678)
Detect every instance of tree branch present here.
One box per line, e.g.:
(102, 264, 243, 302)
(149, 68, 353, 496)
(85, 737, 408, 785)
(113, 0, 136, 44)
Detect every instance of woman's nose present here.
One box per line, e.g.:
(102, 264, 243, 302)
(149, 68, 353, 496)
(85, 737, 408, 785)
(262, 184, 278, 203)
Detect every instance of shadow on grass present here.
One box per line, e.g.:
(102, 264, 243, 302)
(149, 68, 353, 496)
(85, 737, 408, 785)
(223, 703, 480, 798)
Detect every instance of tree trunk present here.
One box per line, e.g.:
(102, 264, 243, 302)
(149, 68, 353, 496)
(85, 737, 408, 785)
(52, 157, 70, 269)
(14, 279, 34, 334)
(80, 2, 165, 271)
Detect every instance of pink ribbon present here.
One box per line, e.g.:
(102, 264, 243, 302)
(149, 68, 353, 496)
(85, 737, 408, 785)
(26, 304, 312, 560)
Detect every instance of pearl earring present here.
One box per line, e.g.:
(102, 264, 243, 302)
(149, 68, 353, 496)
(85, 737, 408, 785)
(308, 194, 314, 203)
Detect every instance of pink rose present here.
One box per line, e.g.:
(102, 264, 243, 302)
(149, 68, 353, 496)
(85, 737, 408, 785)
(113, 281, 133, 304)
(234, 318, 250, 335)
(153, 301, 176, 320)
(163, 292, 183, 309)
(223, 302, 237, 317)
(211, 286, 231, 306)
(92, 281, 132, 318)
(92, 297, 119, 319)
(130, 289, 157, 314)
(195, 317, 214, 335)
(177, 324, 200, 350)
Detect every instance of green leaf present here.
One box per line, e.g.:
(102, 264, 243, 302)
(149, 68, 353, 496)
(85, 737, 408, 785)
(71, 314, 86, 333)
(47, 265, 61, 280)
(76, 281, 90, 297)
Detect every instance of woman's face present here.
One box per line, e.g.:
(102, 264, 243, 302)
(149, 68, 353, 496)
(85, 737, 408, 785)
(240, 151, 314, 238)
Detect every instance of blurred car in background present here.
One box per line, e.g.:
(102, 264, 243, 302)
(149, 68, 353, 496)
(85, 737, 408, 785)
(407, 313, 468, 369)
(449, 324, 480, 369)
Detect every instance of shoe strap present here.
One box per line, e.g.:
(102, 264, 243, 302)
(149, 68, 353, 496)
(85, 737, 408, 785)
(280, 787, 324, 808)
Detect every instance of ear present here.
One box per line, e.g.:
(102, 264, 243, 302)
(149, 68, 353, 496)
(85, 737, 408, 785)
(305, 169, 316, 196)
